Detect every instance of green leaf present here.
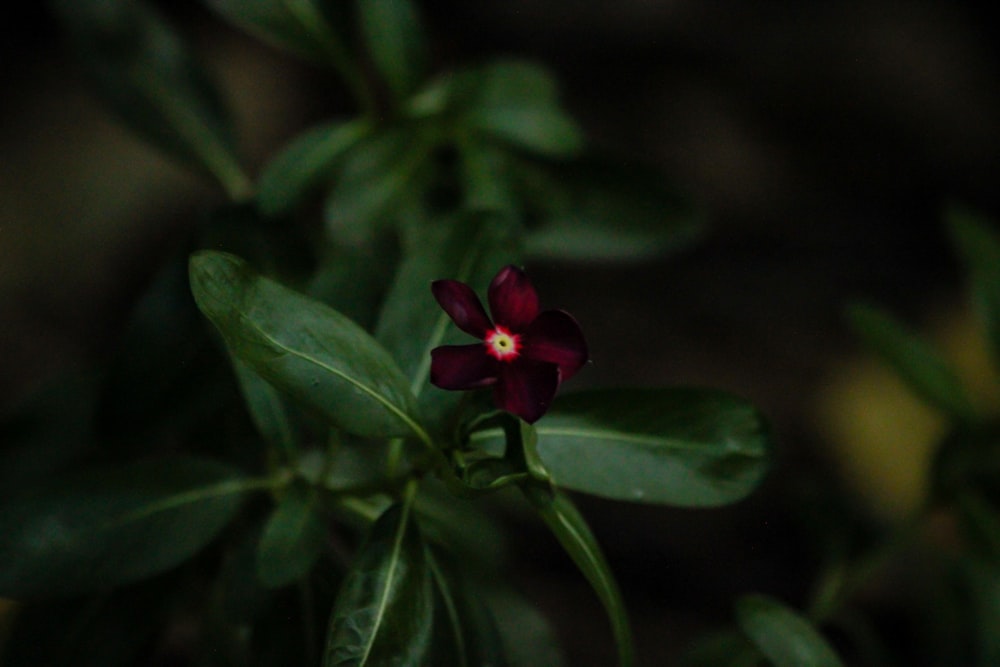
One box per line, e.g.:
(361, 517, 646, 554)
(189, 250, 426, 440)
(464, 413, 549, 489)
(232, 358, 298, 461)
(324, 130, 431, 246)
(414, 480, 508, 572)
(374, 211, 519, 423)
(50, 0, 249, 198)
(847, 302, 976, 420)
(736, 594, 845, 667)
(458, 139, 516, 213)
(0, 457, 252, 598)
(520, 159, 703, 262)
(464, 61, 583, 157)
(308, 236, 400, 330)
(470, 107, 583, 158)
(948, 206, 1000, 375)
(409, 59, 561, 118)
(323, 501, 433, 666)
(522, 484, 632, 667)
(256, 481, 326, 588)
(425, 548, 508, 667)
(472, 388, 770, 507)
(471, 60, 562, 110)
(205, 0, 349, 65)
(258, 119, 372, 217)
(410, 60, 582, 157)
(356, 0, 429, 101)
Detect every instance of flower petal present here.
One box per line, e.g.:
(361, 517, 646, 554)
(493, 358, 559, 423)
(521, 310, 589, 380)
(431, 344, 498, 390)
(488, 265, 540, 332)
(432, 280, 493, 338)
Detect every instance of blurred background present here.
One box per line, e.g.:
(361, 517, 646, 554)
(3, 1, 1000, 664)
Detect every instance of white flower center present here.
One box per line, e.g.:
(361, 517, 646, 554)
(485, 327, 521, 361)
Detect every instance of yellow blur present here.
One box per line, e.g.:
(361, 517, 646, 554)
(814, 303, 1000, 519)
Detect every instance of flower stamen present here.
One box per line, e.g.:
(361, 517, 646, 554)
(485, 326, 521, 361)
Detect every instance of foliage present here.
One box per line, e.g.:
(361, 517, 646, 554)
(1, 1, 769, 665)
(7, 0, 1000, 664)
(19, 0, 1000, 667)
(9, 0, 1000, 664)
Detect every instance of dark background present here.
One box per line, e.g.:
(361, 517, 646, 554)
(3, 1, 1000, 664)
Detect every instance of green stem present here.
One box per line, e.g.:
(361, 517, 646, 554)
(386, 437, 405, 478)
(401, 476, 420, 506)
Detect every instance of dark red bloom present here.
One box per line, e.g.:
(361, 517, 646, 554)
(430, 265, 589, 423)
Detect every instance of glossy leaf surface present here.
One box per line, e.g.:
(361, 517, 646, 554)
(848, 302, 975, 420)
(256, 481, 326, 588)
(472, 388, 770, 506)
(0, 457, 248, 598)
(523, 484, 632, 667)
(323, 502, 433, 666)
(736, 594, 844, 667)
(190, 251, 424, 439)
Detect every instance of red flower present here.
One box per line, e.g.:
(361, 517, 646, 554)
(430, 265, 589, 423)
